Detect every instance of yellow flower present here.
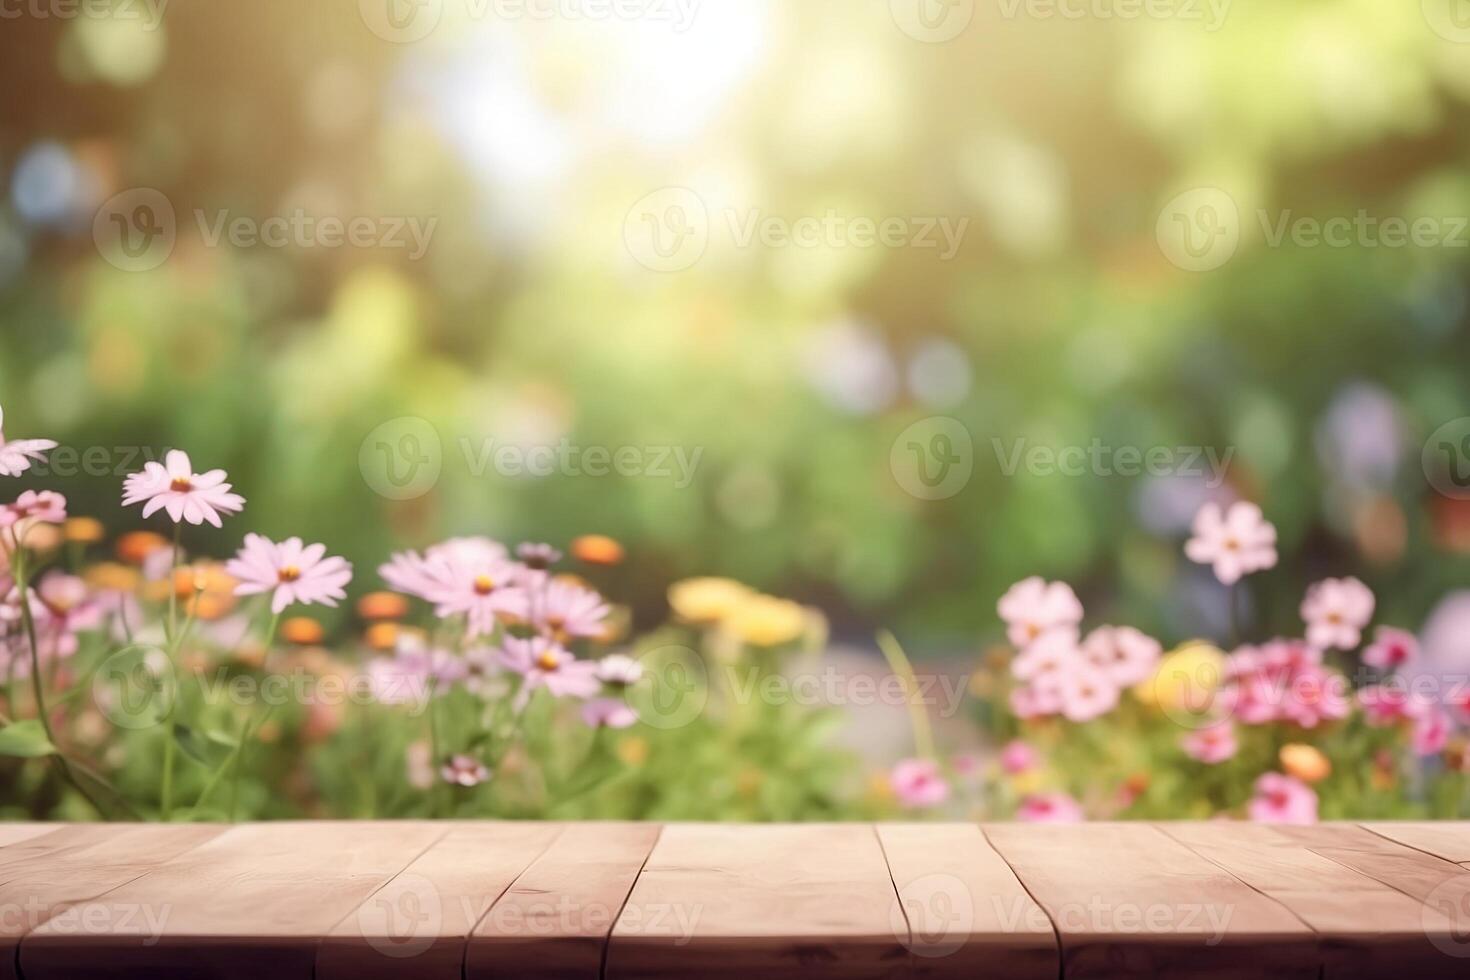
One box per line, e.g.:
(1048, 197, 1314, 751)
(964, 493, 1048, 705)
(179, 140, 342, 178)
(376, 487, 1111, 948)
(84, 562, 140, 594)
(616, 735, 649, 766)
(723, 594, 809, 648)
(1135, 641, 1227, 723)
(668, 577, 753, 624)
(1280, 744, 1331, 784)
(64, 517, 106, 545)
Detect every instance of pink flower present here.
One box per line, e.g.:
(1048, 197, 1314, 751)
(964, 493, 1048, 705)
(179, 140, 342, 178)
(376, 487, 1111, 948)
(1017, 792, 1084, 823)
(498, 636, 601, 701)
(596, 653, 643, 686)
(1080, 626, 1163, 688)
(999, 740, 1038, 775)
(122, 450, 245, 527)
(1011, 629, 1081, 692)
(405, 741, 434, 790)
(226, 534, 353, 614)
(1181, 722, 1237, 764)
(1009, 683, 1062, 719)
(441, 754, 490, 787)
(1362, 626, 1417, 672)
(532, 578, 610, 644)
(889, 758, 950, 809)
(1058, 662, 1120, 722)
(0, 406, 57, 478)
(1357, 684, 1419, 727)
(516, 542, 562, 569)
(0, 490, 67, 528)
(1412, 707, 1451, 757)
(380, 541, 528, 639)
(582, 698, 638, 729)
(1185, 502, 1278, 586)
(997, 577, 1082, 649)
(1227, 640, 1350, 728)
(1301, 578, 1375, 651)
(1248, 773, 1318, 825)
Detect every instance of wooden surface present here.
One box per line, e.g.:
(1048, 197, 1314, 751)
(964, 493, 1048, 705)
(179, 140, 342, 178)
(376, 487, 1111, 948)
(1, 822, 1468, 978)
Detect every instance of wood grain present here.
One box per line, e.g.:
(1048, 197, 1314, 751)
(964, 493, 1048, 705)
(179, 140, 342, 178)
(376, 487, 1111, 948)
(0, 823, 224, 980)
(604, 823, 909, 980)
(318, 821, 562, 980)
(466, 821, 659, 980)
(1362, 822, 1470, 867)
(1164, 821, 1464, 978)
(19, 821, 444, 979)
(986, 822, 1318, 979)
(0, 824, 63, 849)
(878, 824, 1057, 979)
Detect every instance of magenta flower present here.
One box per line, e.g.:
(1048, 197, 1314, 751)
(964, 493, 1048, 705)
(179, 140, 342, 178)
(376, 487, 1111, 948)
(1181, 722, 1237, 764)
(227, 534, 352, 614)
(1362, 625, 1417, 672)
(1185, 501, 1278, 586)
(1301, 578, 1375, 651)
(1080, 626, 1162, 688)
(1357, 683, 1418, 727)
(498, 636, 601, 700)
(998, 577, 1082, 649)
(1, 490, 67, 528)
(1017, 792, 1084, 823)
(533, 578, 610, 644)
(1248, 773, 1318, 825)
(889, 758, 950, 809)
(1412, 707, 1451, 757)
(1227, 640, 1351, 728)
(0, 407, 57, 479)
(440, 754, 490, 788)
(582, 698, 638, 729)
(122, 450, 244, 527)
(999, 739, 1038, 775)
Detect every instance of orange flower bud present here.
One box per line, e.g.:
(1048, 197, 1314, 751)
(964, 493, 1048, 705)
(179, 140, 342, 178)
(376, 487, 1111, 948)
(571, 534, 625, 566)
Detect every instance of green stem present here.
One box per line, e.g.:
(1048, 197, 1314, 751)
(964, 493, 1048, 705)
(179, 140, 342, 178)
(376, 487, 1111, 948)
(876, 630, 936, 760)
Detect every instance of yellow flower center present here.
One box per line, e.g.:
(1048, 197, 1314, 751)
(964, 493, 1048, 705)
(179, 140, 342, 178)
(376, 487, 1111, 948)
(536, 650, 561, 672)
(278, 566, 301, 584)
(474, 575, 495, 596)
(170, 477, 193, 493)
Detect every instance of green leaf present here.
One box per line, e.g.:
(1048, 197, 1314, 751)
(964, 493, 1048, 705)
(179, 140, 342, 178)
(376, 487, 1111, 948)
(172, 724, 236, 769)
(0, 720, 57, 758)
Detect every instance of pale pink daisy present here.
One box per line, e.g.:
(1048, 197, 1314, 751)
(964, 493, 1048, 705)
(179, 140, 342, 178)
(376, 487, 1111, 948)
(999, 740, 1038, 775)
(1248, 773, 1317, 825)
(226, 534, 353, 614)
(889, 758, 950, 809)
(1181, 722, 1237, 764)
(1185, 502, 1278, 586)
(997, 577, 1083, 649)
(596, 653, 644, 687)
(582, 698, 638, 729)
(1362, 626, 1417, 672)
(532, 578, 610, 644)
(1011, 628, 1082, 693)
(499, 636, 601, 701)
(0, 490, 66, 528)
(440, 754, 490, 788)
(380, 543, 528, 639)
(122, 450, 244, 527)
(1057, 662, 1120, 722)
(0, 406, 57, 478)
(1301, 578, 1375, 651)
(1009, 683, 1062, 719)
(1081, 626, 1163, 688)
(1017, 792, 1085, 823)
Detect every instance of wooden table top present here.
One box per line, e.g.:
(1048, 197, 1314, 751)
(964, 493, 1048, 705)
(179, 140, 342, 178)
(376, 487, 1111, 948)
(1, 821, 1468, 978)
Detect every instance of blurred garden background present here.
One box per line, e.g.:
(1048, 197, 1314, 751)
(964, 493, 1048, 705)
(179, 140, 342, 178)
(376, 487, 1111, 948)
(3, 0, 1470, 665)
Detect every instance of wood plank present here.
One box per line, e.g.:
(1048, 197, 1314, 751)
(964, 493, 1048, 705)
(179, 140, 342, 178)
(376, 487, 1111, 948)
(877, 824, 1056, 979)
(604, 823, 908, 980)
(466, 821, 660, 980)
(1163, 822, 1465, 978)
(1362, 822, 1470, 867)
(986, 822, 1318, 979)
(1273, 822, 1470, 963)
(19, 821, 444, 979)
(0, 823, 224, 980)
(317, 821, 562, 980)
(0, 824, 63, 849)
